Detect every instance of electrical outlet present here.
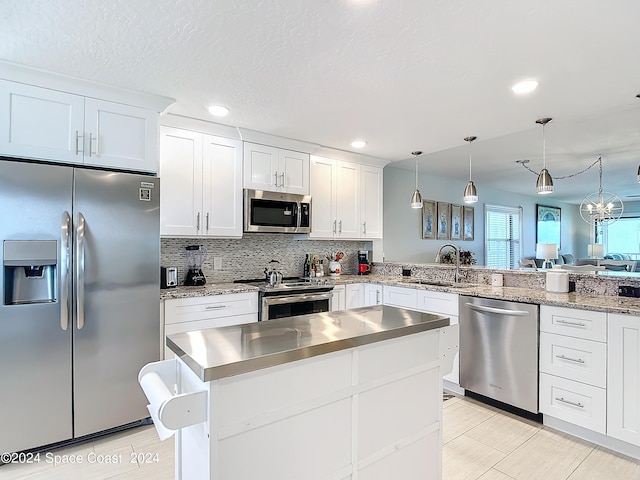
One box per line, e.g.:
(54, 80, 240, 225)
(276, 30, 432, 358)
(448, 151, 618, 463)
(213, 257, 222, 270)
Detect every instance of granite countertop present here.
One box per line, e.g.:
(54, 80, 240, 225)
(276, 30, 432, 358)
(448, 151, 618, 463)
(160, 274, 640, 315)
(167, 305, 450, 382)
(160, 282, 260, 300)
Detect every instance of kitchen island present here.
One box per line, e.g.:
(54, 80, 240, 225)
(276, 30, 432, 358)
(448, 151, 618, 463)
(141, 305, 456, 480)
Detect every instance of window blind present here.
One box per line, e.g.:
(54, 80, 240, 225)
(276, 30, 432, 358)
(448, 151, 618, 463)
(485, 205, 522, 269)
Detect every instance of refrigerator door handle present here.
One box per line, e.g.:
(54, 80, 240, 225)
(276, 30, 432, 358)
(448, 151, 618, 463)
(76, 212, 86, 330)
(60, 211, 71, 331)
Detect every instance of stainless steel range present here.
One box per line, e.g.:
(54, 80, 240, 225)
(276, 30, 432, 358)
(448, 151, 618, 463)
(234, 277, 334, 321)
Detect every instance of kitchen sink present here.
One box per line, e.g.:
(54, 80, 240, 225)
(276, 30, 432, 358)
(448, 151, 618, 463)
(403, 279, 477, 289)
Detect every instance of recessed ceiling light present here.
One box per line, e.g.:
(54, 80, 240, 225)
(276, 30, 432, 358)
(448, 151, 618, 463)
(511, 80, 539, 95)
(351, 140, 367, 148)
(207, 105, 230, 117)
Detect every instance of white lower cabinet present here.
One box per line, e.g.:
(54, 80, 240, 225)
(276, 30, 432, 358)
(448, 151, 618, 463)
(331, 285, 346, 311)
(539, 306, 607, 433)
(363, 284, 382, 306)
(382, 286, 418, 310)
(608, 312, 640, 446)
(163, 292, 258, 358)
(345, 283, 364, 309)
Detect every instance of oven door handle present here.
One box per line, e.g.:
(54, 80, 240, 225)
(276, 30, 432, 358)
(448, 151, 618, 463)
(264, 292, 333, 306)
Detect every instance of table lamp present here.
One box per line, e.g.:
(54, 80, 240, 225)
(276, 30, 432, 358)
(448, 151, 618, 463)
(536, 243, 558, 269)
(587, 243, 604, 259)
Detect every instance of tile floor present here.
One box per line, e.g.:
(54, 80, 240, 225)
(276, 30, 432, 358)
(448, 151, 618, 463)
(2, 394, 639, 479)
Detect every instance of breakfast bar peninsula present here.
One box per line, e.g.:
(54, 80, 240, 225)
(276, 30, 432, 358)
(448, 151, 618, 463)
(139, 305, 457, 480)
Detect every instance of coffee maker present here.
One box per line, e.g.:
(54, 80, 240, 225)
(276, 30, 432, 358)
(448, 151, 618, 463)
(358, 250, 371, 275)
(184, 245, 207, 286)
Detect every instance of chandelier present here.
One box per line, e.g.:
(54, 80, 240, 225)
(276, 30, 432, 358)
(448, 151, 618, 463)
(579, 157, 623, 226)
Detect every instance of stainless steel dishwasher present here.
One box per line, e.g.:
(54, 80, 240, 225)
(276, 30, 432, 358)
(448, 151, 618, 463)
(459, 296, 539, 413)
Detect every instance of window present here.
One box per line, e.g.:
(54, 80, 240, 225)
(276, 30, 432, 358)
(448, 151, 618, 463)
(485, 205, 522, 269)
(602, 217, 640, 259)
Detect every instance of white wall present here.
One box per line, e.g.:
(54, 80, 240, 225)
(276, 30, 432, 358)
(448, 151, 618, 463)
(382, 166, 590, 265)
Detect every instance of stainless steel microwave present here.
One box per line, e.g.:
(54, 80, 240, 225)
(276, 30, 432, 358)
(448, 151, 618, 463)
(244, 189, 311, 233)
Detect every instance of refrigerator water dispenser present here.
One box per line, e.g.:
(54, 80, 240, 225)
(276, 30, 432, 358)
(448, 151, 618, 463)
(3, 240, 57, 305)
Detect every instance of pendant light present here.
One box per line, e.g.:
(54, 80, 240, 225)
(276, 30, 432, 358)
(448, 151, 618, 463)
(410, 151, 423, 209)
(463, 136, 478, 203)
(579, 156, 623, 226)
(536, 117, 554, 194)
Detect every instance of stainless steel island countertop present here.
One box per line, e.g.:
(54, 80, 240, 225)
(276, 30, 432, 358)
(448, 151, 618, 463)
(167, 305, 450, 382)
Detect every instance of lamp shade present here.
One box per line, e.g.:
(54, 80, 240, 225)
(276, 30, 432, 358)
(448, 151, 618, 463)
(463, 181, 478, 204)
(587, 243, 605, 258)
(410, 189, 423, 209)
(536, 243, 558, 260)
(536, 168, 554, 194)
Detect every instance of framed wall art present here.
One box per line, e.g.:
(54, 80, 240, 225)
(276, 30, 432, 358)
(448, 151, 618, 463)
(422, 200, 436, 239)
(463, 206, 474, 241)
(536, 204, 561, 248)
(450, 204, 463, 240)
(437, 202, 450, 240)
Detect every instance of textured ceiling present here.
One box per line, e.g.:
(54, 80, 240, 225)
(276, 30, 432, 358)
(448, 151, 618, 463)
(2, 0, 640, 203)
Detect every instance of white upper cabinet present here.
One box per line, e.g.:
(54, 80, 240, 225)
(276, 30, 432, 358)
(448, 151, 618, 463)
(83, 98, 158, 172)
(309, 155, 383, 239)
(160, 126, 242, 237)
(243, 142, 309, 194)
(360, 165, 383, 238)
(0, 80, 159, 172)
(0, 80, 84, 164)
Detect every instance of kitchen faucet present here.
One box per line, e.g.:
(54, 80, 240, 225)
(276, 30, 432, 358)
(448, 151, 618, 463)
(435, 243, 461, 284)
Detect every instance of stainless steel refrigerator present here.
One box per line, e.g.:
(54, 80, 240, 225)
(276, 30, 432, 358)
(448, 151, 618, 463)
(0, 159, 160, 453)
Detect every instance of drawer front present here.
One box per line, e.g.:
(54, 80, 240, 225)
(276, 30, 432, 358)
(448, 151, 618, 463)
(165, 292, 258, 325)
(539, 332, 606, 388)
(416, 289, 458, 316)
(382, 286, 418, 310)
(539, 373, 606, 433)
(540, 305, 606, 341)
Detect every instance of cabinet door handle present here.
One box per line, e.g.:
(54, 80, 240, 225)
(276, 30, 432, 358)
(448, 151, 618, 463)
(338, 220, 342, 234)
(555, 354, 585, 364)
(332, 220, 337, 234)
(75, 131, 84, 155)
(205, 305, 226, 310)
(280, 172, 285, 187)
(556, 319, 587, 327)
(88, 133, 96, 157)
(376, 290, 381, 304)
(555, 397, 584, 408)
(362, 221, 367, 235)
(273, 172, 279, 186)
(196, 212, 201, 231)
(206, 213, 209, 232)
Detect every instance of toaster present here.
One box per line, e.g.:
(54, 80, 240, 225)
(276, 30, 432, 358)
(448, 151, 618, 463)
(161, 266, 178, 289)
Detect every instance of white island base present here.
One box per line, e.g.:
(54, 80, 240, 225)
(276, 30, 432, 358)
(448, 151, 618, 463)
(140, 306, 457, 480)
(178, 329, 452, 480)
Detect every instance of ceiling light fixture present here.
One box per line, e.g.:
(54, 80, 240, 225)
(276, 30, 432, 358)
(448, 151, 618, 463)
(463, 136, 478, 204)
(351, 140, 367, 149)
(207, 105, 230, 117)
(579, 156, 623, 227)
(512, 80, 539, 95)
(535, 117, 554, 195)
(410, 151, 423, 209)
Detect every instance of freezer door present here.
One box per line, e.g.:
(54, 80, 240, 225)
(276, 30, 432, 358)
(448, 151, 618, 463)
(72, 169, 160, 437)
(0, 160, 73, 453)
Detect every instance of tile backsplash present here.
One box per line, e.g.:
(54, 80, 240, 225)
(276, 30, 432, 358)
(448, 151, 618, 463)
(161, 234, 368, 284)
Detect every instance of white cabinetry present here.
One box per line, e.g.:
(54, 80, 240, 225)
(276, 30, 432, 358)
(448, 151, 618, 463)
(309, 155, 382, 239)
(160, 126, 242, 237)
(539, 305, 607, 433)
(345, 283, 364, 309)
(363, 284, 382, 306)
(608, 313, 640, 446)
(243, 142, 309, 194)
(0, 80, 159, 172)
(331, 285, 346, 311)
(417, 290, 460, 387)
(163, 292, 258, 359)
(382, 285, 418, 310)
